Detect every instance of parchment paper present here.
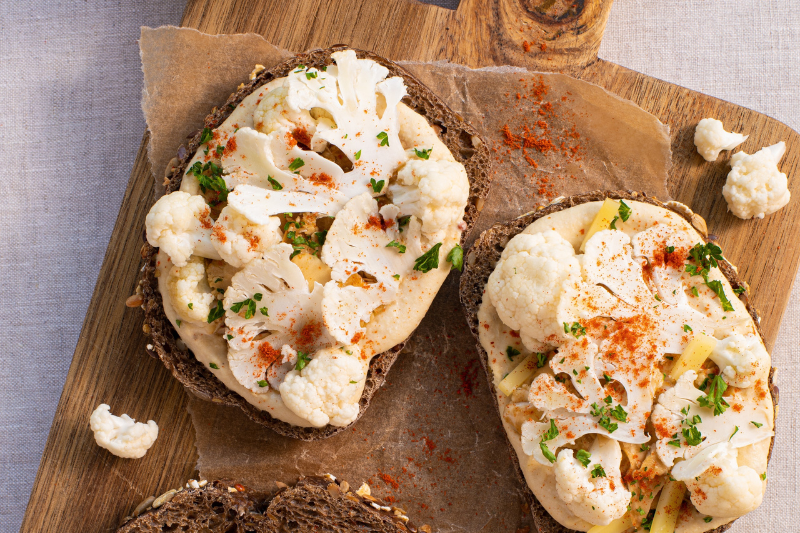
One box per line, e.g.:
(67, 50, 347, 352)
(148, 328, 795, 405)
(140, 26, 673, 532)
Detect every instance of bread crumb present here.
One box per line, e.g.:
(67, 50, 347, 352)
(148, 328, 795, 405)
(356, 483, 371, 497)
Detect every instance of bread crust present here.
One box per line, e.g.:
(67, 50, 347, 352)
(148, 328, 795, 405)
(139, 46, 492, 440)
(118, 477, 420, 533)
(458, 190, 779, 533)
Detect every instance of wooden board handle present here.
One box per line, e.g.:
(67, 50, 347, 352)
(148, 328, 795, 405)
(452, 0, 614, 71)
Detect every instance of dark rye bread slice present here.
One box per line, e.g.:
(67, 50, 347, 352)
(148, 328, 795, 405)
(139, 46, 492, 440)
(458, 190, 779, 533)
(118, 476, 423, 533)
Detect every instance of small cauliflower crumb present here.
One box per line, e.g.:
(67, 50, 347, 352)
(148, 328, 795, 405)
(694, 118, 747, 162)
(89, 404, 158, 459)
(722, 141, 790, 219)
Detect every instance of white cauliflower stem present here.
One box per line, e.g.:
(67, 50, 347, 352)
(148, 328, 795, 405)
(145, 191, 221, 267)
(709, 334, 769, 387)
(672, 442, 764, 519)
(486, 230, 581, 349)
(89, 404, 158, 459)
(210, 205, 282, 268)
(554, 437, 629, 526)
(694, 118, 747, 162)
(280, 345, 366, 427)
(165, 255, 218, 324)
(389, 158, 470, 240)
(722, 142, 790, 219)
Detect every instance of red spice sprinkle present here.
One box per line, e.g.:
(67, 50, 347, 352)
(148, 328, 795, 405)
(378, 472, 400, 490)
(522, 41, 531, 53)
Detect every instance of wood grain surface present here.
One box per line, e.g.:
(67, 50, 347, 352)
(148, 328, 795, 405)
(21, 0, 800, 531)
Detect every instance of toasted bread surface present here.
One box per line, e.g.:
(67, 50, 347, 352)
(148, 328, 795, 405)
(458, 190, 779, 533)
(118, 477, 420, 533)
(139, 46, 492, 439)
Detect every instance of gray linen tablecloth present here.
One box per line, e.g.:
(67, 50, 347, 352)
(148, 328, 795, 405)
(1, 1, 796, 531)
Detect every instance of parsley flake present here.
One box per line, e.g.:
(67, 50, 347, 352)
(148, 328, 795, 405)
(446, 244, 464, 271)
(288, 158, 305, 173)
(563, 321, 586, 339)
(506, 346, 521, 361)
(683, 324, 693, 332)
(260, 307, 269, 316)
(414, 147, 432, 159)
(354, 149, 361, 161)
(576, 449, 592, 467)
(257, 380, 268, 387)
(376, 131, 389, 146)
(199, 127, 213, 144)
(413, 242, 442, 273)
(267, 176, 283, 190)
(295, 351, 311, 371)
(590, 464, 606, 478)
(386, 240, 406, 253)
(751, 421, 763, 428)
(369, 177, 385, 193)
(697, 375, 730, 416)
(209, 362, 219, 369)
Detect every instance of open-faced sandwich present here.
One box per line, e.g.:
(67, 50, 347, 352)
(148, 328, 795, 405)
(139, 47, 490, 439)
(460, 192, 776, 533)
(118, 475, 425, 533)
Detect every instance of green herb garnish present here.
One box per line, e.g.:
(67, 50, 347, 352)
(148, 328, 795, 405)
(413, 243, 442, 273)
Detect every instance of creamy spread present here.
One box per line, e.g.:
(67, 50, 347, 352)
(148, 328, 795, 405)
(477, 200, 773, 532)
(149, 51, 468, 428)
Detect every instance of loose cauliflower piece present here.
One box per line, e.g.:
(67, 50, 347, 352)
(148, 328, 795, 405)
(672, 442, 763, 518)
(145, 191, 221, 267)
(279, 345, 366, 427)
(485, 230, 581, 349)
(89, 404, 158, 459)
(709, 333, 769, 388)
(224, 243, 337, 393)
(210, 205, 282, 268)
(554, 436, 630, 526)
(722, 141, 790, 219)
(694, 118, 748, 162)
(166, 255, 218, 324)
(388, 158, 470, 240)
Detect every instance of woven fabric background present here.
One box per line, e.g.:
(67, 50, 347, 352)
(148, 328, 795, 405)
(1, 1, 796, 531)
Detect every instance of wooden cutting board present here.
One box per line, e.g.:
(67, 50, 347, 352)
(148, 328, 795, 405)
(21, 1, 800, 531)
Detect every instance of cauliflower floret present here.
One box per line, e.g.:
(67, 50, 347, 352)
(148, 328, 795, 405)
(253, 84, 332, 152)
(722, 142, 790, 219)
(166, 255, 218, 324)
(486, 230, 580, 348)
(672, 442, 763, 518)
(709, 333, 769, 388)
(145, 191, 221, 267)
(554, 437, 630, 526)
(89, 404, 158, 459)
(388, 159, 469, 240)
(279, 345, 366, 427)
(694, 118, 748, 162)
(210, 205, 282, 268)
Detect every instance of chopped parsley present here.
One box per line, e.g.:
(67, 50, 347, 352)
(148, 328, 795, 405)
(207, 299, 225, 323)
(618, 200, 631, 221)
(734, 286, 746, 295)
(393, 274, 400, 280)
(761, 472, 767, 480)
(257, 380, 268, 387)
(506, 346, 521, 361)
(536, 353, 547, 367)
(288, 157, 305, 173)
(729, 426, 739, 440)
(369, 177, 385, 193)
(576, 449, 592, 467)
(397, 215, 411, 232)
(697, 374, 729, 416)
(186, 160, 229, 202)
(188, 303, 193, 310)
(667, 438, 681, 447)
(686, 242, 733, 311)
(386, 240, 406, 253)
(590, 464, 606, 478)
(563, 321, 586, 339)
(610, 404, 628, 422)
(354, 149, 361, 161)
(590, 401, 619, 433)
(267, 176, 283, 190)
(751, 421, 763, 428)
(295, 351, 311, 371)
(413, 242, 442, 273)
(230, 298, 257, 319)
(209, 362, 219, 369)
(215, 144, 225, 156)
(539, 419, 559, 463)
(376, 131, 389, 146)
(446, 244, 464, 271)
(260, 307, 269, 316)
(691, 286, 699, 297)
(704, 517, 713, 523)
(666, 245, 675, 253)
(609, 216, 619, 230)
(413, 147, 432, 159)
(640, 443, 650, 452)
(199, 127, 213, 144)
(305, 70, 318, 80)
(683, 324, 693, 332)
(683, 425, 703, 446)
